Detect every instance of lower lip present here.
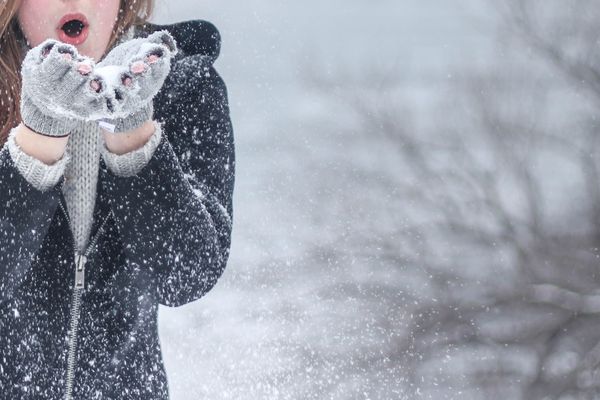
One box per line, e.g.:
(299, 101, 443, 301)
(57, 25, 89, 46)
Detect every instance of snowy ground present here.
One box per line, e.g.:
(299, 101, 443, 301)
(151, 1, 498, 399)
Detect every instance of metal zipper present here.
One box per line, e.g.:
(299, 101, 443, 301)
(59, 198, 111, 400)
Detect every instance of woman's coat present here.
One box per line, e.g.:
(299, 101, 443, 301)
(0, 19, 235, 399)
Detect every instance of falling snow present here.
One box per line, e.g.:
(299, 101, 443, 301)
(4, 0, 599, 399)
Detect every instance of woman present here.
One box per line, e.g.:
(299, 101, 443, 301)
(0, 0, 235, 398)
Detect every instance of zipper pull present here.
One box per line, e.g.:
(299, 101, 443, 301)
(75, 254, 87, 289)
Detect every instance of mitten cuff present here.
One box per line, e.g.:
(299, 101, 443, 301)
(20, 94, 76, 137)
(100, 120, 163, 177)
(101, 103, 154, 134)
(6, 127, 70, 192)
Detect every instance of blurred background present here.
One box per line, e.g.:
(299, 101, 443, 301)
(152, 1, 600, 399)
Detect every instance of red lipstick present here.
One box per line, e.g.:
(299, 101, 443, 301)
(57, 13, 89, 46)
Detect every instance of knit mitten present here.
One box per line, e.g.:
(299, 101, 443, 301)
(20, 40, 110, 136)
(94, 30, 178, 133)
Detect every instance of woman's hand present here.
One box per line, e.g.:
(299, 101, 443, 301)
(16, 31, 177, 160)
(94, 30, 178, 134)
(20, 40, 111, 136)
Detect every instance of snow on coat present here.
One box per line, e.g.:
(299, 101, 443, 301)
(0, 19, 235, 399)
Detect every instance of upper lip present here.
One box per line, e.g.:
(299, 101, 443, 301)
(57, 12, 89, 30)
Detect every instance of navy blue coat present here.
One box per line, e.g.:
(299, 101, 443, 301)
(0, 19, 235, 399)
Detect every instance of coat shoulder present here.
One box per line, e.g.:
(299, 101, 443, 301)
(137, 19, 222, 63)
(150, 19, 228, 124)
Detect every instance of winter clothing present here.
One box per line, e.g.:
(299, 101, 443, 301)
(20, 30, 178, 137)
(0, 19, 235, 400)
(96, 30, 179, 133)
(7, 121, 162, 252)
(19, 40, 93, 137)
(13, 28, 177, 253)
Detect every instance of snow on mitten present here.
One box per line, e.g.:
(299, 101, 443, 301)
(94, 30, 178, 133)
(20, 39, 111, 136)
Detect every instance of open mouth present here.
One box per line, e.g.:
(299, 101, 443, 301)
(62, 19, 86, 38)
(57, 13, 89, 45)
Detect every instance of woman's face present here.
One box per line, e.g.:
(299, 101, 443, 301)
(17, 0, 121, 61)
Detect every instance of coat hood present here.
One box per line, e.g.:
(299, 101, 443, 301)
(133, 19, 221, 65)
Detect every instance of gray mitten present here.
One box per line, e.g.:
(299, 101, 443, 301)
(20, 40, 111, 136)
(94, 30, 178, 133)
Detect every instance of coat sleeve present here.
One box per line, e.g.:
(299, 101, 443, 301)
(0, 142, 63, 304)
(99, 54, 235, 308)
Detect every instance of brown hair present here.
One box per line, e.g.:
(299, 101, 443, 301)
(0, 0, 154, 144)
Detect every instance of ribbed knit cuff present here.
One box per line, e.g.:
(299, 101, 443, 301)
(99, 103, 154, 134)
(6, 127, 70, 192)
(100, 120, 163, 177)
(20, 94, 77, 137)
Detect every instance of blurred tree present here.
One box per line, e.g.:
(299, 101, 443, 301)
(304, 0, 600, 398)
(401, 1, 600, 398)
